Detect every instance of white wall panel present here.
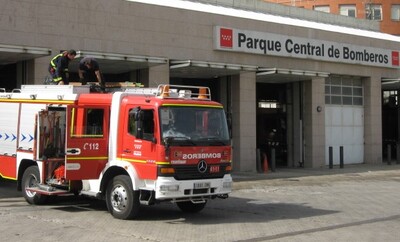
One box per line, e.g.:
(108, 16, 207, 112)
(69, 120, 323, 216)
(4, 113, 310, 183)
(325, 106, 364, 164)
(0, 103, 19, 155)
(19, 103, 46, 150)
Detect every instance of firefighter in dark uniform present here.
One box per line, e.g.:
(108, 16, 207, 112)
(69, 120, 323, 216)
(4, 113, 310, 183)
(48, 49, 76, 85)
(78, 57, 105, 91)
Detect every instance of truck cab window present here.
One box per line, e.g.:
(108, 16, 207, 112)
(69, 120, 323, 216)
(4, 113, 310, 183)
(86, 109, 104, 135)
(128, 109, 154, 141)
(70, 107, 104, 137)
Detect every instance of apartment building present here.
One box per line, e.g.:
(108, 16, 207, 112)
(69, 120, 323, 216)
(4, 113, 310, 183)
(265, 0, 400, 35)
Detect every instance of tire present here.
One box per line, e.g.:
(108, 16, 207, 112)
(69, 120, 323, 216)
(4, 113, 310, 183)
(177, 201, 207, 213)
(106, 175, 140, 220)
(21, 166, 48, 205)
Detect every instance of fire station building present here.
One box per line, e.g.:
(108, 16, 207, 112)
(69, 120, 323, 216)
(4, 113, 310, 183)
(1, 0, 400, 171)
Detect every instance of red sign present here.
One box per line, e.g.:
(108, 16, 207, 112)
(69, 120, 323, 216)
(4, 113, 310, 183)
(210, 165, 220, 173)
(392, 51, 399, 66)
(220, 28, 233, 48)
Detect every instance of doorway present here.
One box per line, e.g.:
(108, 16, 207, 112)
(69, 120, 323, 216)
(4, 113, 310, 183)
(256, 83, 288, 167)
(0, 64, 17, 91)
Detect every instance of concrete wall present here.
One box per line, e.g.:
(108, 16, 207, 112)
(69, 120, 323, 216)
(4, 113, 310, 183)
(363, 75, 383, 164)
(303, 77, 326, 168)
(231, 72, 257, 171)
(1, 0, 398, 82)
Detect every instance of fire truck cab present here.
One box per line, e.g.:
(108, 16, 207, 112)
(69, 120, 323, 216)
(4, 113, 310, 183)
(0, 84, 232, 219)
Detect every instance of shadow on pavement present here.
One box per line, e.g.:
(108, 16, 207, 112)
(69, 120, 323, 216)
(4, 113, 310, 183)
(131, 197, 338, 224)
(0, 177, 20, 199)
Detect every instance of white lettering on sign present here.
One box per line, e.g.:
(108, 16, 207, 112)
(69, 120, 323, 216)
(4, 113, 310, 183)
(134, 144, 142, 149)
(182, 153, 221, 159)
(214, 26, 399, 68)
(171, 160, 187, 164)
(83, 143, 99, 150)
(66, 163, 81, 170)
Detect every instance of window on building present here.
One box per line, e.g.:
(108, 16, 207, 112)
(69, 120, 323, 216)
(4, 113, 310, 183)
(258, 101, 281, 109)
(325, 76, 363, 106)
(391, 4, 400, 21)
(314, 5, 330, 13)
(383, 90, 398, 107)
(340, 5, 356, 18)
(365, 4, 382, 20)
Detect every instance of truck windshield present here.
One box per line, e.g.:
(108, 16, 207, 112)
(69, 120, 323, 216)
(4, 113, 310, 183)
(159, 106, 230, 146)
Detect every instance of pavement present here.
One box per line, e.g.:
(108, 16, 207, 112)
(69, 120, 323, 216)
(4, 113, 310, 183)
(232, 163, 400, 189)
(1, 162, 400, 242)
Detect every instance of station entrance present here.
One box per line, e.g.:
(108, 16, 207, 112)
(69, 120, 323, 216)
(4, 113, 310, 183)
(256, 83, 289, 167)
(0, 63, 17, 91)
(382, 81, 400, 162)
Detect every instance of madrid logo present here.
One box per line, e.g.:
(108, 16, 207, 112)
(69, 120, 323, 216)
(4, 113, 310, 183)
(392, 51, 399, 66)
(220, 28, 233, 48)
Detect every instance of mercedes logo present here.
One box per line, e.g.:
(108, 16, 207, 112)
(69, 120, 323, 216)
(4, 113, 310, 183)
(197, 160, 208, 173)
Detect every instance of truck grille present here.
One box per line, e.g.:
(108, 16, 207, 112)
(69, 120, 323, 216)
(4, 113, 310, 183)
(159, 164, 230, 180)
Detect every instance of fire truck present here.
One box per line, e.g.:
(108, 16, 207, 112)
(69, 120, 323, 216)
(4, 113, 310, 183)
(0, 84, 232, 219)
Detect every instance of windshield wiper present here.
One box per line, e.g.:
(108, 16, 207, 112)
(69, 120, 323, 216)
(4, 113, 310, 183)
(164, 136, 196, 146)
(198, 137, 227, 146)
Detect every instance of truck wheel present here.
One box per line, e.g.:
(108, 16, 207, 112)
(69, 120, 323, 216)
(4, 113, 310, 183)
(106, 175, 140, 220)
(21, 166, 48, 205)
(177, 201, 207, 213)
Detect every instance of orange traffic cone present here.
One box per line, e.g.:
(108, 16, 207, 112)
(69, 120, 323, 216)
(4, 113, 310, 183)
(262, 153, 269, 173)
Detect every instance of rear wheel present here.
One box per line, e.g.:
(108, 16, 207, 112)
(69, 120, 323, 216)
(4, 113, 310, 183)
(177, 201, 207, 213)
(106, 175, 140, 220)
(21, 166, 48, 205)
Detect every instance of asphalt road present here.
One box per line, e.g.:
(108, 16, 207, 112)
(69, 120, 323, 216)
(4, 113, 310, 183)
(1, 166, 400, 242)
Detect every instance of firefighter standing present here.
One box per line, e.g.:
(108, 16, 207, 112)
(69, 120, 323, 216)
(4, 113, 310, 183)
(48, 49, 76, 85)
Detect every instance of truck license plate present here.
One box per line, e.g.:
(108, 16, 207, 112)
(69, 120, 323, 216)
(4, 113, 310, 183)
(194, 182, 210, 189)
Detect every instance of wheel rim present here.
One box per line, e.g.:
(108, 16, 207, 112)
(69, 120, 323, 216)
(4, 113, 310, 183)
(110, 184, 128, 212)
(25, 174, 38, 198)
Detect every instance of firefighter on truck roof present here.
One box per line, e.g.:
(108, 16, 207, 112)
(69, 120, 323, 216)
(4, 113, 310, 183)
(48, 49, 76, 85)
(78, 57, 105, 91)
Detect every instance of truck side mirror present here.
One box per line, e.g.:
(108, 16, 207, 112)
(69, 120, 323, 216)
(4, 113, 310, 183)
(129, 107, 144, 139)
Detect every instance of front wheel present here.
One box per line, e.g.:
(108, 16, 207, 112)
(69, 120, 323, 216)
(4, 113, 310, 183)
(177, 201, 207, 213)
(106, 175, 140, 220)
(21, 166, 48, 205)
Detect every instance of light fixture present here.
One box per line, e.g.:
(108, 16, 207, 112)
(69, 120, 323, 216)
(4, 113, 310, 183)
(317, 106, 322, 112)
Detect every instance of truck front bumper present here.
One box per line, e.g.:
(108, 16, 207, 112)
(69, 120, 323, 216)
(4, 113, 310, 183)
(154, 174, 232, 200)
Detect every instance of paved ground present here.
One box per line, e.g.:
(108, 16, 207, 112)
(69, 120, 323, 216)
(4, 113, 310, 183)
(1, 163, 399, 242)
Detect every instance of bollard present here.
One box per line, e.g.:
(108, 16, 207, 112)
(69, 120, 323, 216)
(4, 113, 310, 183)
(340, 146, 344, 169)
(256, 148, 262, 173)
(270, 148, 276, 172)
(387, 144, 391, 165)
(397, 142, 400, 164)
(329, 146, 333, 169)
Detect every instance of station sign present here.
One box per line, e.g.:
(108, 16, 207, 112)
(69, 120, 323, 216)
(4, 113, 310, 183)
(214, 26, 399, 69)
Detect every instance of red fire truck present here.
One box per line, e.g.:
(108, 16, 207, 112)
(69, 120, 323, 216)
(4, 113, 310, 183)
(0, 84, 232, 219)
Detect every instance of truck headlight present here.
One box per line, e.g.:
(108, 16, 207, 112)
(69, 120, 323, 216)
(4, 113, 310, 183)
(160, 184, 179, 192)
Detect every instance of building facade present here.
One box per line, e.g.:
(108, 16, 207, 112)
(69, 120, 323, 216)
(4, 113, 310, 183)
(1, 0, 400, 171)
(264, 0, 400, 35)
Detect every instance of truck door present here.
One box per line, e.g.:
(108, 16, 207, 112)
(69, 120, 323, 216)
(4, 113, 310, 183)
(121, 106, 158, 180)
(66, 105, 109, 180)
